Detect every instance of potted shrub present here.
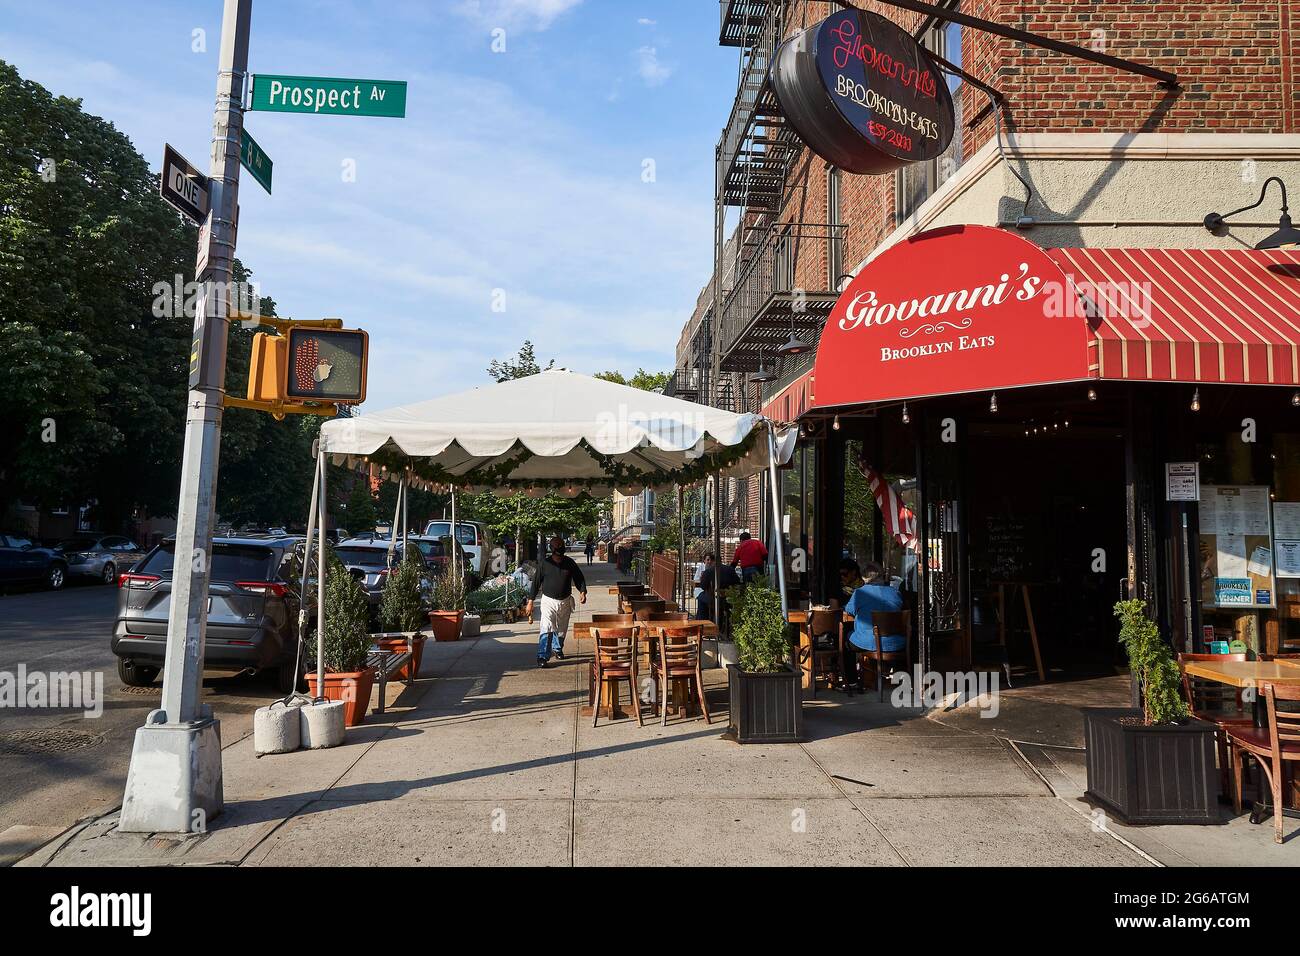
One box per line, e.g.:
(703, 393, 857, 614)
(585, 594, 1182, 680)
(1083, 599, 1219, 825)
(377, 550, 428, 680)
(428, 566, 467, 642)
(305, 565, 376, 727)
(726, 577, 802, 743)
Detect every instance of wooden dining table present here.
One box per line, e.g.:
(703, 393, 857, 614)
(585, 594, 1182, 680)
(787, 609, 852, 690)
(1182, 658, 1300, 817)
(578, 621, 718, 720)
(1181, 659, 1300, 727)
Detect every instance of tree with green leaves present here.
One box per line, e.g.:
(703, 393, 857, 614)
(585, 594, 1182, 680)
(487, 340, 553, 382)
(594, 369, 670, 392)
(0, 59, 325, 534)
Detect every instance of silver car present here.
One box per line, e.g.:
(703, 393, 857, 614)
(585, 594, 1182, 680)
(58, 535, 145, 585)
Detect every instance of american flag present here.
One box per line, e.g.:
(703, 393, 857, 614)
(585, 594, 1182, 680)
(858, 461, 918, 552)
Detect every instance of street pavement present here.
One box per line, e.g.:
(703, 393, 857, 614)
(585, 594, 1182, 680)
(12, 560, 1298, 867)
(0, 582, 283, 862)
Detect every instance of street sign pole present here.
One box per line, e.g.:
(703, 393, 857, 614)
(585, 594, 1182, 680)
(119, 0, 252, 834)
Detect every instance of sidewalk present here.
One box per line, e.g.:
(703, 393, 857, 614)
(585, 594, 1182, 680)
(17, 561, 1293, 867)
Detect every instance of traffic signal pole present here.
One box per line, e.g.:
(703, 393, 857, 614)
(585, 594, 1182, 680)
(119, 0, 252, 833)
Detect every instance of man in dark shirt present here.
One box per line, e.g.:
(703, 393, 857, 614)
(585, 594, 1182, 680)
(526, 535, 587, 667)
(697, 558, 740, 624)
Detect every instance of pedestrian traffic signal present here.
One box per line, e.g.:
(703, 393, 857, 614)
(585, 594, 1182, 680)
(285, 327, 368, 404)
(232, 319, 367, 418)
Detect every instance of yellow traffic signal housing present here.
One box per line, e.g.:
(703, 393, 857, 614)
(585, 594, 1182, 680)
(283, 327, 368, 404)
(247, 332, 288, 404)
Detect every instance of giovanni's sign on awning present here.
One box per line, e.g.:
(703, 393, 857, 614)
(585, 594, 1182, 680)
(812, 225, 1092, 408)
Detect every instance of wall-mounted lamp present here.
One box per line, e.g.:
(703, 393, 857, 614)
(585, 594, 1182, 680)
(1204, 176, 1300, 249)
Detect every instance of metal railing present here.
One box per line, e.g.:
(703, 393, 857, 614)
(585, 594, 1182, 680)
(717, 220, 844, 371)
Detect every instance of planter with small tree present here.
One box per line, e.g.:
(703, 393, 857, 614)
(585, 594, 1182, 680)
(305, 564, 376, 727)
(1083, 599, 1219, 825)
(429, 566, 467, 642)
(376, 550, 428, 680)
(726, 577, 802, 743)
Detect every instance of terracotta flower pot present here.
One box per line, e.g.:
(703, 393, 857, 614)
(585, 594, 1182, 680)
(429, 610, 465, 642)
(376, 634, 426, 680)
(306, 668, 376, 727)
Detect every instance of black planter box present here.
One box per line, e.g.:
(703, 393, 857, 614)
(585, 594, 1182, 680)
(1082, 708, 1220, 826)
(728, 665, 803, 743)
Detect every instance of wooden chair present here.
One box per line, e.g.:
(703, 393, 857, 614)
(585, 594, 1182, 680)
(591, 627, 641, 727)
(651, 625, 709, 725)
(802, 609, 846, 698)
(849, 610, 912, 702)
(1228, 682, 1300, 843)
(591, 613, 634, 626)
(629, 598, 667, 621)
(645, 611, 690, 623)
(1177, 651, 1251, 796)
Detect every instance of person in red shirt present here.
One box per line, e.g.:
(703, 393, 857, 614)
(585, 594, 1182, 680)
(731, 530, 768, 583)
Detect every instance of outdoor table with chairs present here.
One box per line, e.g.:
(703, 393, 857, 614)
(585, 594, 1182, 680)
(586, 615, 713, 727)
(1178, 653, 1300, 843)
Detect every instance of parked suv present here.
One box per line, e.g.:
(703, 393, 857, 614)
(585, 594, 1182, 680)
(56, 534, 145, 585)
(422, 520, 494, 576)
(110, 536, 306, 691)
(0, 533, 68, 591)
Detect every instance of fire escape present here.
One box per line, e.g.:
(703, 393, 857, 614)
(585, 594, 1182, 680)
(713, 0, 842, 409)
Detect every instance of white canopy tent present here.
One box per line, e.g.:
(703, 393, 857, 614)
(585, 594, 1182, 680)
(303, 369, 797, 690)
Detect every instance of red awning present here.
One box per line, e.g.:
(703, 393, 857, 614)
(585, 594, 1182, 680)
(1046, 247, 1300, 386)
(807, 228, 1300, 412)
(761, 370, 815, 422)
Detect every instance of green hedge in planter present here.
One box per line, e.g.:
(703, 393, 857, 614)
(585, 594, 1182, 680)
(379, 550, 426, 633)
(307, 567, 372, 674)
(727, 576, 789, 673)
(1114, 598, 1189, 725)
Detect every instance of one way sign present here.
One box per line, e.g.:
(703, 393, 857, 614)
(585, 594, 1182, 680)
(160, 144, 210, 224)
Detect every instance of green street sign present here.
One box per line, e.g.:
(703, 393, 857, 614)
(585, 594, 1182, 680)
(240, 128, 273, 195)
(249, 74, 407, 118)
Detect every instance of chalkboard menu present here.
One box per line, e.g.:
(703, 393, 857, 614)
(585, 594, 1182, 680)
(986, 515, 1037, 581)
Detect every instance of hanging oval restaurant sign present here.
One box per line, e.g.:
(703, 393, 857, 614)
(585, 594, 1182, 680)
(812, 225, 1092, 408)
(771, 7, 956, 175)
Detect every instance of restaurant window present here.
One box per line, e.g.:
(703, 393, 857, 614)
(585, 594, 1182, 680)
(826, 165, 844, 288)
(1194, 403, 1300, 658)
(895, 3, 965, 225)
(779, 445, 816, 597)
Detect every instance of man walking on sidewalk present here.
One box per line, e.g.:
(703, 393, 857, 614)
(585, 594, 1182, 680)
(526, 535, 588, 667)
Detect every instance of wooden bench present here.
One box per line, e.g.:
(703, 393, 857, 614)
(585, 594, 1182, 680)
(366, 634, 416, 715)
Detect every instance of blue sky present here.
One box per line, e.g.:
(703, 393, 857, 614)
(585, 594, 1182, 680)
(1, 0, 736, 410)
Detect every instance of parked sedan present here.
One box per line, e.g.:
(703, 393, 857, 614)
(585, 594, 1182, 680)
(56, 534, 145, 585)
(110, 536, 306, 690)
(0, 533, 69, 591)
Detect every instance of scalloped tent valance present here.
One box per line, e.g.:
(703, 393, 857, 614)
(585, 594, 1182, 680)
(318, 369, 794, 492)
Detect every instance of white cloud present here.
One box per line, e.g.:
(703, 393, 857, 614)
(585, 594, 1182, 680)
(635, 46, 673, 87)
(454, 0, 584, 31)
(637, 18, 657, 26)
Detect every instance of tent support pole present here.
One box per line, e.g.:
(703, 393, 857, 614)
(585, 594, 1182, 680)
(677, 484, 685, 609)
(387, 475, 405, 567)
(316, 447, 327, 696)
(766, 423, 789, 621)
(451, 484, 459, 589)
(712, 473, 723, 626)
(299, 448, 322, 669)
(401, 471, 409, 552)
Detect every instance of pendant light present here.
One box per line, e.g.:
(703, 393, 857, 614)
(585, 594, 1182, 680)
(1191, 388, 1201, 412)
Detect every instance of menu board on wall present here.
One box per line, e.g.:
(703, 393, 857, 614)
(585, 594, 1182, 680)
(1199, 485, 1275, 608)
(1272, 501, 1300, 578)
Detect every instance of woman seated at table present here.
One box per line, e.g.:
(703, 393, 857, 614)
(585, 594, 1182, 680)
(843, 561, 906, 656)
(837, 558, 866, 609)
